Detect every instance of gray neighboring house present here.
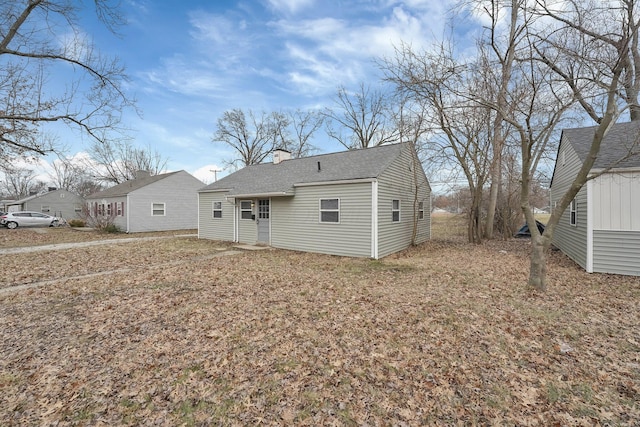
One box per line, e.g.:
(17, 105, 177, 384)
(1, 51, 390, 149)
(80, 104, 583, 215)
(86, 170, 204, 233)
(198, 143, 431, 259)
(5, 188, 84, 220)
(550, 121, 640, 276)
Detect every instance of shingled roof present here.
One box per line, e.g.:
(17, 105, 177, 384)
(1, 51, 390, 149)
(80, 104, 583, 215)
(199, 143, 407, 196)
(563, 121, 640, 169)
(87, 171, 180, 199)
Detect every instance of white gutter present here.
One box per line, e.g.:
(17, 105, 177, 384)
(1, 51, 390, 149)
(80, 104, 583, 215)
(126, 194, 130, 233)
(371, 180, 379, 259)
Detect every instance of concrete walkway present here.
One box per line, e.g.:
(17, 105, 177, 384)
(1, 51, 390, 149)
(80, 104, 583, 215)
(0, 234, 197, 255)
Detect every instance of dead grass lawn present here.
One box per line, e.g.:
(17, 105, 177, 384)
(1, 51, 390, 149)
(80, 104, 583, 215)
(0, 221, 639, 426)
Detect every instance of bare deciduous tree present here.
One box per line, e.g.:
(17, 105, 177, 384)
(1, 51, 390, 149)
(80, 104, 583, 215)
(382, 42, 495, 244)
(85, 140, 168, 185)
(0, 165, 40, 198)
(0, 1, 134, 160)
(213, 109, 291, 167)
(518, 0, 640, 290)
(323, 84, 399, 149)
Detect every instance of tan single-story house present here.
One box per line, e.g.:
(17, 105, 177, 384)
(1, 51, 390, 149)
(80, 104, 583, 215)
(198, 143, 431, 259)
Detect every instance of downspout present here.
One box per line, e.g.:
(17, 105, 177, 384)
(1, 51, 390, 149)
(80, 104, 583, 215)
(586, 180, 594, 273)
(371, 180, 379, 259)
(126, 194, 130, 233)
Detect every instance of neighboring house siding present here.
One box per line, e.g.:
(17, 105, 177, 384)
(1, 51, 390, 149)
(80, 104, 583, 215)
(377, 147, 431, 258)
(593, 230, 640, 275)
(270, 183, 372, 257)
(16, 190, 84, 220)
(127, 171, 201, 232)
(551, 138, 588, 269)
(592, 172, 640, 231)
(198, 192, 235, 241)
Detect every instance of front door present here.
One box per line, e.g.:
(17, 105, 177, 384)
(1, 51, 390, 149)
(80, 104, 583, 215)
(257, 199, 270, 244)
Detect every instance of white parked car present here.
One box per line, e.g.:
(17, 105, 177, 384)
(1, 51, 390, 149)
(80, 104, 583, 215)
(0, 211, 60, 229)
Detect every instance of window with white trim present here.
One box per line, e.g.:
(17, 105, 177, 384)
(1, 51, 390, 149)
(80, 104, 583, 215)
(212, 201, 222, 219)
(240, 200, 253, 220)
(152, 203, 165, 216)
(319, 198, 340, 223)
(392, 199, 401, 222)
(41, 205, 50, 213)
(117, 202, 123, 217)
(570, 199, 576, 226)
(418, 201, 424, 220)
(107, 203, 112, 216)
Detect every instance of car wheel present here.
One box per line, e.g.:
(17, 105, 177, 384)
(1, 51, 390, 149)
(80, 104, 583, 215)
(50, 220, 59, 227)
(6, 221, 18, 229)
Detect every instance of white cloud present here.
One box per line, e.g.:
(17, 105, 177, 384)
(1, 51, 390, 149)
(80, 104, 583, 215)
(266, 0, 316, 15)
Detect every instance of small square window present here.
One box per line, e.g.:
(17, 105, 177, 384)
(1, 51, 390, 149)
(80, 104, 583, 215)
(320, 198, 340, 223)
(152, 203, 165, 216)
(392, 199, 400, 222)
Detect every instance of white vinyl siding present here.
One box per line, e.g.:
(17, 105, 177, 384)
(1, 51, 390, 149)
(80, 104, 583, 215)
(199, 192, 234, 241)
(592, 172, 640, 231)
(271, 184, 372, 258)
(15, 189, 85, 221)
(593, 230, 640, 276)
(377, 146, 431, 258)
(125, 171, 201, 232)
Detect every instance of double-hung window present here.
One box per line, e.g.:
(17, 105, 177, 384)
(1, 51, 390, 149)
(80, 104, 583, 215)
(319, 198, 340, 223)
(212, 201, 222, 219)
(152, 203, 165, 216)
(392, 199, 401, 222)
(240, 201, 253, 220)
(570, 199, 577, 226)
(418, 201, 424, 220)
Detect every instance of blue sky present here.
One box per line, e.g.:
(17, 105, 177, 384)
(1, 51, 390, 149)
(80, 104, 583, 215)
(38, 0, 457, 184)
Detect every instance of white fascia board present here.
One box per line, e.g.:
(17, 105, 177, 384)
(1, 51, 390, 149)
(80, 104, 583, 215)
(198, 188, 231, 193)
(229, 192, 291, 199)
(294, 178, 376, 187)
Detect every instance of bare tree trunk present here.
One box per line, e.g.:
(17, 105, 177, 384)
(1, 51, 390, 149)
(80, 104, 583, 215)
(485, 151, 501, 239)
(528, 235, 547, 291)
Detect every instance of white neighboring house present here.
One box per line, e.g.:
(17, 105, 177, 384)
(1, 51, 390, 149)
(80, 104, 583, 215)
(198, 143, 431, 259)
(5, 188, 84, 221)
(86, 170, 204, 233)
(550, 121, 640, 276)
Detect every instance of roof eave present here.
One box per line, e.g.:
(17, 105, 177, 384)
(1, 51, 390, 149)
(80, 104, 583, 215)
(294, 178, 377, 187)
